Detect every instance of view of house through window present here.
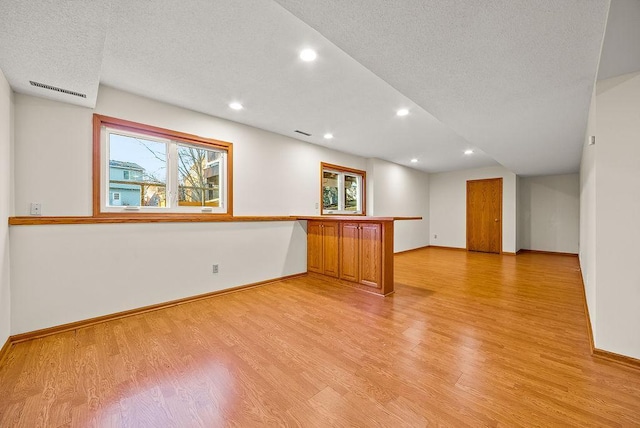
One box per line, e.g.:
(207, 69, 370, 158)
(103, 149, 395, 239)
(108, 133, 167, 208)
(95, 115, 232, 216)
(321, 163, 365, 215)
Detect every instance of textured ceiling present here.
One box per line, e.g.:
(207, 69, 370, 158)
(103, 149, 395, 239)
(100, 0, 496, 172)
(273, 0, 611, 176)
(0, 0, 616, 175)
(0, 0, 110, 107)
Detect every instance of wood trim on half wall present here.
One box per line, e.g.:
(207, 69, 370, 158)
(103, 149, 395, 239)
(8, 215, 298, 225)
(9, 215, 422, 226)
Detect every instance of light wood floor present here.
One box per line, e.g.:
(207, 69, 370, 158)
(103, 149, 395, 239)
(1, 248, 639, 427)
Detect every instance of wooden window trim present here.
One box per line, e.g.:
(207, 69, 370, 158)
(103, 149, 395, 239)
(320, 162, 366, 216)
(93, 114, 233, 220)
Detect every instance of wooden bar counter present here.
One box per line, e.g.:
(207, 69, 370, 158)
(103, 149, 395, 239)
(298, 216, 419, 296)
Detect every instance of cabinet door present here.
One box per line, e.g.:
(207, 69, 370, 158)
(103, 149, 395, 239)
(359, 223, 382, 288)
(322, 222, 340, 278)
(307, 221, 323, 273)
(340, 223, 359, 282)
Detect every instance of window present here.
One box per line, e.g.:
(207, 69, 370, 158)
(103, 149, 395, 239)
(321, 162, 365, 215)
(93, 115, 233, 216)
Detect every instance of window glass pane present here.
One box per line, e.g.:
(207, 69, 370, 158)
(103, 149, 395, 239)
(344, 174, 359, 211)
(323, 171, 339, 210)
(108, 133, 167, 207)
(177, 144, 222, 207)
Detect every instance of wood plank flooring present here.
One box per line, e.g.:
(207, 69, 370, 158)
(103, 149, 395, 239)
(1, 248, 639, 427)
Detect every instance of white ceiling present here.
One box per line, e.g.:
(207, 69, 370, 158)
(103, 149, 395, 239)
(0, 0, 109, 108)
(273, 0, 611, 176)
(0, 0, 626, 176)
(597, 0, 640, 80)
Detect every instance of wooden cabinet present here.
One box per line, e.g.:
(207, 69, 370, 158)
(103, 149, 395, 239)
(340, 223, 382, 289)
(358, 223, 382, 288)
(306, 218, 394, 296)
(307, 221, 322, 273)
(307, 221, 339, 278)
(340, 223, 359, 282)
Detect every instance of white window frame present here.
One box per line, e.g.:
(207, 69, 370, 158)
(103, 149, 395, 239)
(97, 118, 231, 216)
(321, 163, 365, 215)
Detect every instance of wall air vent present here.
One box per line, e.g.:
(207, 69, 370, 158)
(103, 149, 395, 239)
(294, 130, 312, 136)
(29, 81, 86, 98)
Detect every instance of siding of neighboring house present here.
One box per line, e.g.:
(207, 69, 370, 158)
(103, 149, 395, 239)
(109, 164, 143, 206)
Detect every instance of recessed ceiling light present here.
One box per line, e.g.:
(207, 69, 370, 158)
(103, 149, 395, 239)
(397, 109, 409, 117)
(464, 149, 474, 155)
(324, 133, 333, 140)
(300, 49, 317, 62)
(229, 102, 243, 110)
(410, 158, 418, 163)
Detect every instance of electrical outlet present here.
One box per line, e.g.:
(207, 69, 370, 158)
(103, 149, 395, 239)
(212, 264, 219, 274)
(315, 202, 319, 209)
(434, 234, 437, 239)
(30, 203, 42, 216)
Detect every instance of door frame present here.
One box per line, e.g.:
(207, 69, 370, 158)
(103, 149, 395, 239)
(466, 177, 503, 254)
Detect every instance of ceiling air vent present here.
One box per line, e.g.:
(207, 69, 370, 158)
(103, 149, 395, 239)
(29, 81, 86, 98)
(294, 130, 312, 136)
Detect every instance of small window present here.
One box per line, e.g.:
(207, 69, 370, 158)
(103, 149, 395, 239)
(111, 192, 121, 206)
(94, 115, 233, 216)
(321, 162, 366, 215)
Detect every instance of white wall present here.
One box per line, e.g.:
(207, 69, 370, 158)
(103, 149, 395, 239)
(516, 175, 522, 252)
(428, 166, 517, 252)
(580, 88, 597, 338)
(518, 174, 580, 253)
(10, 86, 426, 334)
(10, 221, 305, 334)
(0, 69, 12, 345)
(593, 71, 640, 359)
(14, 86, 367, 217)
(367, 158, 429, 252)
